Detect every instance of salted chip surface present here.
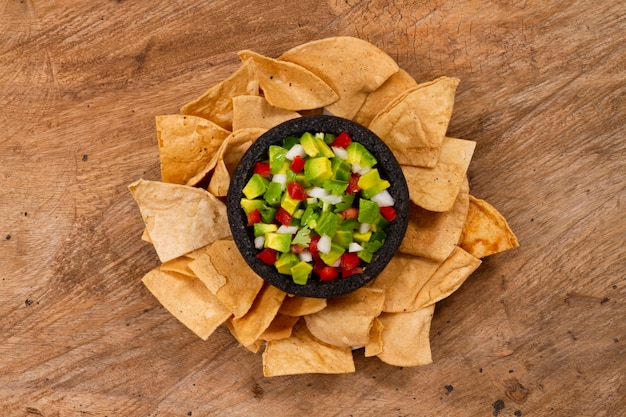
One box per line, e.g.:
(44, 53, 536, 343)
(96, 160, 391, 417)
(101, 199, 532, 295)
(370, 253, 441, 313)
(160, 255, 197, 278)
(364, 317, 384, 357)
(399, 178, 470, 262)
(278, 296, 327, 317)
(260, 313, 300, 342)
(376, 305, 435, 367)
(238, 50, 338, 111)
(155, 115, 231, 185)
(303, 287, 385, 348)
(128, 179, 231, 262)
(142, 267, 231, 340)
(369, 76, 459, 168)
(180, 57, 259, 130)
(280, 36, 399, 119)
(262, 320, 355, 377)
(459, 195, 520, 258)
(401, 137, 476, 212)
(232, 95, 301, 131)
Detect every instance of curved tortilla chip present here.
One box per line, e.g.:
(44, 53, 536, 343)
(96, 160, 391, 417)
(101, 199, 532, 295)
(278, 296, 327, 317)
(232, 95, 301, 131)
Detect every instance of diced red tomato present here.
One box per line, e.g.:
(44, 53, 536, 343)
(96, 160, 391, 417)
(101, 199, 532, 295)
(317, 266, 339, 281)
(247, 208, 261, 226)
(346, 174, 361, 194)
(275, 207, 292, 226)
(308, 235, 322, 260)
(340, 252, 360, 272)
(287, 181, 307, 200)
(331, 131, 352, 148)
(342, 266, 364, 278)
(257, 248, 277, 265)
(290, 155, 305, 173)
(253, 162, 271, 178)
(379, 206, 397, 222)
(340, 207, 359, 220)
(290, 244, 305, 254)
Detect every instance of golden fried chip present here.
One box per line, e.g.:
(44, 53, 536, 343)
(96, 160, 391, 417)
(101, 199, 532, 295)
(364, 317, 384, 357)
(128, 179, 231, 262)
(160, 255, 197, 278)
(260, 313, 300, 342)
(459, 195, 520, 258)
(369, 253, 441, 313)
(280, 36, 399, 119)
(142, 267, 231, 340)
(232, 95, 301, 131)
(180, 58, 259, 130)
(369, 76, 460, 168)
(238, 50, 338, 111)
(155, 115, 230, 185)
(353, 69, 418, 127)
(399, 178, 470, 262)
(229, 283, 287, 347)
(224, 320, 264, 353)
(412, 246, 481, 310)
(376, 305, 435, 367)
(401, 137, 476, 212)
(262, 320, 355, 377)
(304, 287, 384, 348)
(278, 296, 327, 317)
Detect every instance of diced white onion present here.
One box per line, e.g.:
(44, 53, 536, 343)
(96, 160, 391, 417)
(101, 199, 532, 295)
(319, 194, 343, 204)
(298, 250, 313, 263)
(272, 173, 287, 190)
(348, 242, 363, 252)
(332, 146, 348, 160)
(308, 187, 329, 198)
(371, 189, 395, 207)
(358, 223, 371, 234)
(358, 165, 371, 175)
(351, 163, 371, 175)
(317, 234, 332, 254)
(254, 236, 265, 249)
(277, 225, 299, 234)
(331, 258, 341, 267)
(285, 144, 306, 160)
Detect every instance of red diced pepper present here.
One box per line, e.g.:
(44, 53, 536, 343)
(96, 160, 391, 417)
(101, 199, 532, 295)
(308, 235, 322, 260)
(290, 155, 305, 173)
(275, 207, 292, 226)
(331, 131, 352, 148)
(253, 162, 271, 178)
(379, 206, 397, 222)
(247, 208, 261, 226)
(257, 248, 277, 265)
(342, 266, 364, 278)
(340, 207, 359, 220)
(340, 252, 360, 272)
(287, 181, 307, 200)
(317, 266, 339, 281)
(346, 174, 361, 194)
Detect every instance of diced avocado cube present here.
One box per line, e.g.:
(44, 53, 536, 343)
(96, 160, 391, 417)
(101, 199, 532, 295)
(357, 169, 383, 191)
(259, 206, 277, 223)
(240, 198, 266, 214)
(265, 232, 292, 253)
(346, 142, 377, 168)
(332, 230, 354, 249)
(315, 211, 341, 238)
(319, 242, 345, 266)
(361, 180, 390, 199)
(269, 145, 288, 175)
(353, 230, 372, 243)
(291, 261, 313, 285)
(280, 192, 301, 215)
(293, 208, 305, 219)
(253, 223, 278, 237)
(275, 252, 299, 274)
(295, 173, 311, 187)
(242, 174, 269, 199)
(263, 181, 283, 206)
(314, 136, 335, 158)
(358, 198, 380, 224)
(300, 132, 320, 157)
(331, 158, 352, 179)
(304, 157, 333, 187)
(358, 249, 374, 263)
(323, 179, 349, 195)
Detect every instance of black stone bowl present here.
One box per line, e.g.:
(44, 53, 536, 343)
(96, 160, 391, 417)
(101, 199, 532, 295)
(227, 115, 409, 298)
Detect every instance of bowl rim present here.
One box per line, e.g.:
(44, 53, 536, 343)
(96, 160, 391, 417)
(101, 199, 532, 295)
(227, 115, 409, 298)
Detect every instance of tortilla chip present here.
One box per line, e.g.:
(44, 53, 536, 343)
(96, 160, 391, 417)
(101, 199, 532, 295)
(260, 313, 300, 341)
(459, 195, 520, 258)
(304, 287, 385, 348)
(364, 317, 384, 357)
(369, 76, 460, 168)
(224, 320, 265, 353)
(155, 115, 230, 185)
(128, 179, 231, 262)
(232, 95, 301, 131)
(280, 36, 399, 119)
(238, 50, 338, 111)
(399, 177, 470, 262)
(376, 305, 435, 367)
(401, 137, 476, 212)
(369, 253, 441, 313)
(180, 58, 259, 130)
(160, 255, 197, 278)
(228, 283, 287, 347)
(141, 267, 231, 340)
(278, 296, 327, 317)
(262, 320, 355, 377)
(353, 69, 418, 127)
(141, 227, 152, 243)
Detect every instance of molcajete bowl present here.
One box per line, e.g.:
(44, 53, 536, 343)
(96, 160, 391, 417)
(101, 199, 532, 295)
(227, 115, 409, 298)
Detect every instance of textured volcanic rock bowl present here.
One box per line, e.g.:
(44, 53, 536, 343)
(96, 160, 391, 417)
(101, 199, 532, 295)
(227, 115, 409, 298)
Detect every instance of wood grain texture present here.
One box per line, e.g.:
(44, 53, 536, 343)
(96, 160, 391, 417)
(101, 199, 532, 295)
(1, 0, 624, 416)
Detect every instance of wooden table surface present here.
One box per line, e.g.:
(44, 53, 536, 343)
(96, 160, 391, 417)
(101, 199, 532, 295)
(1, 1, 624, 416)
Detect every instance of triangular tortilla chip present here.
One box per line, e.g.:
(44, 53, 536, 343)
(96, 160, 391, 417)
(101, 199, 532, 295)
(128, 179, 231, 262)
(278, 296, 327, 317)
(364, 317, 384, 357)
(260, 313, 300, 342)
(238, 50, 338, 111)
(401, 137, 476, 212)
(155, 115, 230, 185)
(459, 195, 520, 258)
(369, 76, 459, 168)
(141, 267, 231, 340)
(160, 255, 197, 278)
(279, 36, 399, 119)
(262, 320, 355, 377)
(232, 95, 301, 131)
(180, 58, 259, 130)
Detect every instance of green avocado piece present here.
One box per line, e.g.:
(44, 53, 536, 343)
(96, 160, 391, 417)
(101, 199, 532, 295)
(263, 181, 283, 206)
(275, 252, 299, 274)
(253, 223, 278, 237)
(242, 174, 269, 199)
(319, 242, 345, 266)
(291, 261, 313, 285)
(300, 132, 320, 157)
(346, 142, 377, 168)
(269, 145, 288, 175)
(304, 157, 333, 187)
(265, 233, 292, 253)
